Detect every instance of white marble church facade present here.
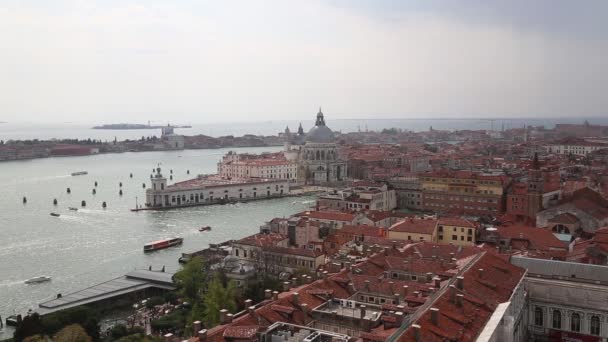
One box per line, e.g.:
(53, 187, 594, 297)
(284, 109, 347, 185)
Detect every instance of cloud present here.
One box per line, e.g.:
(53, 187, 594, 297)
(0, 0, 606, 123)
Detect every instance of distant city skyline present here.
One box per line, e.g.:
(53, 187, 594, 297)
(1, 0, 607, 123)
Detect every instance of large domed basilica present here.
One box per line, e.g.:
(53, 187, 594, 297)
(284, 108, 347, 185)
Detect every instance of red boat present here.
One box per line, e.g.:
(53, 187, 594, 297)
(199, 226, 211, 232)
(143, 237, 183, 252)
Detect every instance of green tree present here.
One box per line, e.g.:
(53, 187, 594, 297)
(173, 257, 206, 302)
(242, 276, 281, 304)
(53, 324, 92, 342)
(203, 274, 237, 327)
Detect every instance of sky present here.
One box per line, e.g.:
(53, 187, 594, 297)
(0, 0, 607, 124)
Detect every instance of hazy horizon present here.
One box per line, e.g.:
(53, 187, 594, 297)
(1, 0, 607, 123)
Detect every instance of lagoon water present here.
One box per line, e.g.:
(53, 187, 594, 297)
(0, 146, 314, 338)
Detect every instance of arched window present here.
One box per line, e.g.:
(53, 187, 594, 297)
(552, 310, 561, 329)
(535, 307, 544, 327)
(316, 150, 320, 160)
(571, 313, 581, 332)
(590, 315, 600, 335)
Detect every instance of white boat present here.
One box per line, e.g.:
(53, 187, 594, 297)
(25, 276, 52, 284)
(71, 171, 88, 176)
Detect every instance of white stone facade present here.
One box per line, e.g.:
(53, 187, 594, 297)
(145, 169, 289, 208)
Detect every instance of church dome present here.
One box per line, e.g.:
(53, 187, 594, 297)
(306, 108, 335, 143)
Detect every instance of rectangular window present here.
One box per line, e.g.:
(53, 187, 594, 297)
(452, 235, 457, 241)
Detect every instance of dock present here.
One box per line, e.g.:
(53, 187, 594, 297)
(37, 270, 175, 315)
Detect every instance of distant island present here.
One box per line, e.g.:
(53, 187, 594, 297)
(93, 123, 192, 130)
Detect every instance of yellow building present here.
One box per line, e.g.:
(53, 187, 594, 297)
(437, 217, 478, 246)
(388, 218, 437, 242)
(421, 170, 507, 216)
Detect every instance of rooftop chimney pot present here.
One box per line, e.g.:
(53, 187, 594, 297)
(430, 307, 439, 325)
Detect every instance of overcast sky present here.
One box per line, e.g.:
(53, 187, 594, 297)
(1, 0, 607, 124)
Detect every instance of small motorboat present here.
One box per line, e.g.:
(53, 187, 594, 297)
(25, 276, 52, 284)
(50, 213, 60, 217)
(68, 207, 78, 211)
(71, 171, 88, 176)
(198, 226, 211, 232)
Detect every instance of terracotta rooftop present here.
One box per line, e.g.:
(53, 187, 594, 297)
(236, 233, 288, 247)
(397, 252, 526, 342)
(390, 218, 438, 235)
(298, 210, 356, 222)
(438, 216, 477, 228)
(497, 225, 567, 251)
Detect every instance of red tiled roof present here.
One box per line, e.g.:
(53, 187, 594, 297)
(397, 253, 526, 342)
(223, 326, 259, 339)
(390, 219, 437, 235)
(340, 225, 386, 237)
(438, 216, 477, 228)
(548, 212, 579, 224)
(236, 233, 288, 247)
(264, 245, 324, 258)
(298, 210, 356, 222)
(497, 225, 566, 250)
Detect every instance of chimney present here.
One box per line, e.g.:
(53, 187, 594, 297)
(265, 289, 272, 299)
(478, 268, 484, 279)
(283, 281, 291, 292)
(403, 260, 409, 271)
(456, 294, 464, 307)
(292, 292, 299, 306)
(456, 276, 464, 290)
(248, 306, 256, 315)
(402, 285, 409, 297)
(226, 314, 233, 323)
(219, 309, 228, 324)
(272, 291, 279, 300)
(413, 291, 420, 298)
(413, 324, 421, 342)
(345, 261, 352, 270)
(244, 299, 253, 308)
(383, 271, 390, 279)
(163, 333, 174, 342)
(322, 270, 329, 279)
(360, 305, 367, 319)
(433, 277, 441, 289)
(384, 247, 389, 256)
(388, 281, 395, 293)
(449, 285, 456, 303)
(449, 252, 455, 259)
(364, 280, 370, 291)
(426, 272, 433, 282)
(394, 293, 401, 304)
(197, 329, 207, 342)
(193, 321, 202, 336)
(301, 303, 309, 321)
(430, 308, 439, 325)
(348, 282, 356, 293)
(301, 275, 308, 285)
